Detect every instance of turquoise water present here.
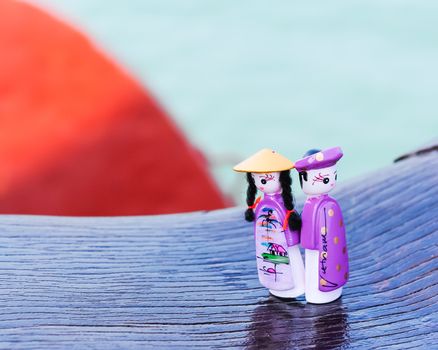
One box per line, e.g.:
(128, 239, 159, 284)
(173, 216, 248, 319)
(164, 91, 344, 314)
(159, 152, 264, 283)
(32, 0, 438, 201)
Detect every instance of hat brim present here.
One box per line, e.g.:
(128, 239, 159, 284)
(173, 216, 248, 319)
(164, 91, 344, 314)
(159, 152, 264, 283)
(233, 149, 295, 173)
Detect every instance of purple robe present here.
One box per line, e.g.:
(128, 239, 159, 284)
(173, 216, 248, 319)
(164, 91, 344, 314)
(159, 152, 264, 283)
(253, 193, 300, 290)
(301, 194, 349, 292)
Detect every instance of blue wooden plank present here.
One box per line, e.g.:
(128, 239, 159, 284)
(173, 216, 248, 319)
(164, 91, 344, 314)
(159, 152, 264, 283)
(0, 150, 436, 349)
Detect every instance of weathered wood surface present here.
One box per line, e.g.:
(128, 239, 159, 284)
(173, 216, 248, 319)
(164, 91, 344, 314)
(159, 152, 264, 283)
(0, 150, 437, 349)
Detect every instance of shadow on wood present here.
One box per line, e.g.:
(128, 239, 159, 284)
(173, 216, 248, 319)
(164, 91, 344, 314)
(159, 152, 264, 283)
(0, 150, 437, 349)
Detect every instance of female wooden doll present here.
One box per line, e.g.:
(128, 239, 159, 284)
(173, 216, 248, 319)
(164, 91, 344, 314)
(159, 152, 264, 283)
(234, 149, 305, 298)
(295, 147, 349, 304)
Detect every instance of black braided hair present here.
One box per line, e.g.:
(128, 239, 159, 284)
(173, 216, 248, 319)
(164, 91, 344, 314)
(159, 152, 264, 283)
(279, 170, 302, 231)
(245, 172, 257, 222)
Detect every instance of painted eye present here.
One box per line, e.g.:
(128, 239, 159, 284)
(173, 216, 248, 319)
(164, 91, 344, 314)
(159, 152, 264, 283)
(323, 178, 329, 184)
(261, 179, 267, 185)
(335, 174, 338, 180)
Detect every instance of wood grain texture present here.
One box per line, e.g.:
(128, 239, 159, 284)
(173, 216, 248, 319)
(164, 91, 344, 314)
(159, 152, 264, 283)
(0, 151, 437, 349)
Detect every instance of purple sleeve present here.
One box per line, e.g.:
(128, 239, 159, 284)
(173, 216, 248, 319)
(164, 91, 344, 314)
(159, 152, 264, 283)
(284, 228, 300, 247)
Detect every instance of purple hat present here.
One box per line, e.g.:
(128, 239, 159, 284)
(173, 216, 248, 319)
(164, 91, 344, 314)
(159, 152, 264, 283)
(294, 147, 343, 171)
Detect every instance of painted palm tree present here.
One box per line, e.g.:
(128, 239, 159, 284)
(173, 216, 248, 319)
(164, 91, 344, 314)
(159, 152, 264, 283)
(258, 208, 281, 233)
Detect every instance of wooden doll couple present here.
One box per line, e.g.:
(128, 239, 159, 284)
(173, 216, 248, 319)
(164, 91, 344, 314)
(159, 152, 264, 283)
(233, 147, 348, 304)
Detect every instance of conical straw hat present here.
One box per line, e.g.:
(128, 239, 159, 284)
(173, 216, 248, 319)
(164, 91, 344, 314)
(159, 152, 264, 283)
(233, 149, 294, 173)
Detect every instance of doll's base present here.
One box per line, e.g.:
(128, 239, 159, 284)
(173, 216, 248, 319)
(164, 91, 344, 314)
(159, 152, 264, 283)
(269, 287, 304, 299)
(269, 245, 305, 299)
(305, 291, 342, 304)
(305, 249, 343, 304)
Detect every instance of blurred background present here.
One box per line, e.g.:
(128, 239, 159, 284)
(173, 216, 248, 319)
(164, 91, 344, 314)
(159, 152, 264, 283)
(0, 0, 437, 215)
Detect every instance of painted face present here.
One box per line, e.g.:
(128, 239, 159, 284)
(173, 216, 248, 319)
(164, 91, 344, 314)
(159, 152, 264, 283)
(252, 172, 281, 195)
(301, 165, 337, 196)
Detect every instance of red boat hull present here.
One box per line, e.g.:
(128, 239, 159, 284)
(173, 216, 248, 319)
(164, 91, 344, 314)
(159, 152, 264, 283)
(0, 1, 227, 215)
